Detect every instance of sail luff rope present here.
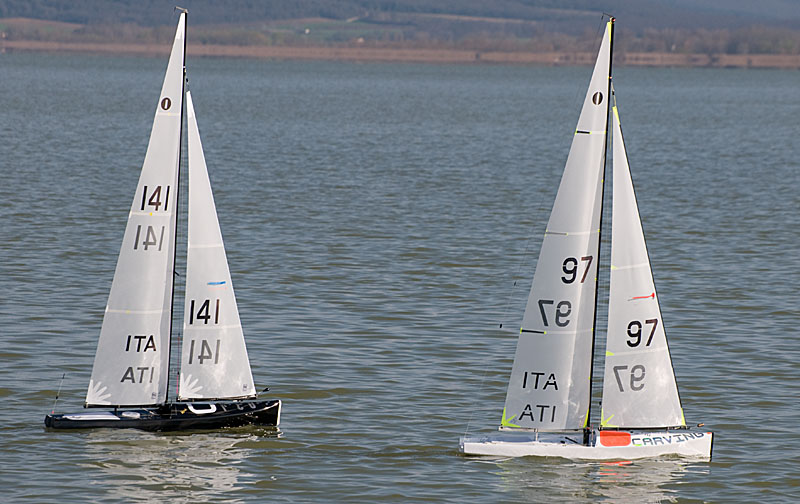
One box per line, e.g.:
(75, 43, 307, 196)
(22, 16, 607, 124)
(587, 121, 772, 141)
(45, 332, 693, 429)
(586, 14, 614, 438)
(165, 10, 187, 404)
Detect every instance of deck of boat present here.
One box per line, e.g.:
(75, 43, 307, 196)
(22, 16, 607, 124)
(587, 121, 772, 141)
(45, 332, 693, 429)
(45, 399, 280, 431)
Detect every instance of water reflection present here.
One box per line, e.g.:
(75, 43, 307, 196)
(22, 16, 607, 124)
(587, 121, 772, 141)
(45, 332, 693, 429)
(81, 428, 281, 502)
(490, 457, 708, 503)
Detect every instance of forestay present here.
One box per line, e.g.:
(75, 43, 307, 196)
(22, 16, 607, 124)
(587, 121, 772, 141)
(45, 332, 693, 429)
(86, 14, 186, 406)
(178, 92, 256, 401)
(600, 103, 684, 428)
(501, 21, 613, 430)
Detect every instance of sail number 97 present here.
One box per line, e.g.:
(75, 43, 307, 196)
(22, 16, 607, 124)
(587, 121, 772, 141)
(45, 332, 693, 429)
(627, 319, 658, 347)
(613, 364, 646, 392)
(537, 299, 571, 327)
(562, 256, 593, 284)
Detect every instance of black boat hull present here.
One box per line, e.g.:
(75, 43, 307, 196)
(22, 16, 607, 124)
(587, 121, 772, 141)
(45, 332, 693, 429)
(44, 399, 280, 431)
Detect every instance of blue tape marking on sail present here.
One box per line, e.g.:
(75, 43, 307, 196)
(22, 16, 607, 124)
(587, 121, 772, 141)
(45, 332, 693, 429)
(207, 281, 226, 285)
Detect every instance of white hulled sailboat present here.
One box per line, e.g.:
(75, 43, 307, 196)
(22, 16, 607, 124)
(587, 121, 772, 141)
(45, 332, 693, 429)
(45, 10, 280, 430)
(459, 18, 711, 459)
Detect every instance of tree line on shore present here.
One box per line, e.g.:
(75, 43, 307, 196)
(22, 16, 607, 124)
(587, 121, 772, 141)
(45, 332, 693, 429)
(1, 0, 799, 55)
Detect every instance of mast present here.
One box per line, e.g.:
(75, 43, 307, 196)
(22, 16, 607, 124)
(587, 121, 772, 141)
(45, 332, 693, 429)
(585, 16, 614, 441)
(166, 8, 188, 404)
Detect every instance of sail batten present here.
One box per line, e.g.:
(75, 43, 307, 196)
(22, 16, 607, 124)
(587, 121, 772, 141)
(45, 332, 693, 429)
(501, 20, 613, 430)
(85, 13, 186, 407)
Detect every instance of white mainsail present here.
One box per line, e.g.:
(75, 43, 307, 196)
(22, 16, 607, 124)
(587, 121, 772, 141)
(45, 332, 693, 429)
(86, 13, 186, 406)
(177, 92, 256, 401)
(501, 21, 613, 430)
(600, 103, 684, 428)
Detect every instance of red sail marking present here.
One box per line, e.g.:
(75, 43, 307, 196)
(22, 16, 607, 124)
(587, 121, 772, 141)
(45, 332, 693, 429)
(630, 292, 655, 300)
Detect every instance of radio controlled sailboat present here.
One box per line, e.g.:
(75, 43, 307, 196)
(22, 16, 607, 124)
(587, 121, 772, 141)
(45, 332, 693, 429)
(45, 11, 281, 431)
(459, 18, 712, 460)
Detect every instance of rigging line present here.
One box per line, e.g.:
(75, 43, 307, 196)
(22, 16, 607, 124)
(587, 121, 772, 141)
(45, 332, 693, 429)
(168, 69, 191, 403)
(464, 166, 552, 439)
(462, 341, 493, 439)
(592, 118, 614, 416)
(466, 70, 563, 439)
(496, 131, 560, 330)
(51, 373, 66, 414)
(468, 16, 613, 437)
(496, 210, 540, 330)
(585, 18, 615, 431)
(465, 139, 553, 439)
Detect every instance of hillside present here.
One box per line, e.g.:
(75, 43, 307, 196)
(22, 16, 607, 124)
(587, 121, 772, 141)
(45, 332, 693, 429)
(1, 0, 799, 30)
(2, 0, 800, 65)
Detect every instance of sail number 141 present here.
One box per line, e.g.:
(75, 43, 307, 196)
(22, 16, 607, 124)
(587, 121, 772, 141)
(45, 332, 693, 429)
(189, 298, 220, 325)
(188, 339, 221, 365)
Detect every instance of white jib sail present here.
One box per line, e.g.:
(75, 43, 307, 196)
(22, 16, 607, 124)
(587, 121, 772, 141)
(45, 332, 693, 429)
(501, 20, 613, 430)
(600, 103, 684, 428)
(178, 91, 256, 401)
(86, 13, 186, 407)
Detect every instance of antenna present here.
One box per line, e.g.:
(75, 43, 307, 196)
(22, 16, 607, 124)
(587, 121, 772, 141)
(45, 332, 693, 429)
(51, 373, 66, 414)
(174, 6, 188, 14)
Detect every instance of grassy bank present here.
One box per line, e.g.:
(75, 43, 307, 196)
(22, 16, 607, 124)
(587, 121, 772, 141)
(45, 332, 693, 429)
(3, 39, 800, 68)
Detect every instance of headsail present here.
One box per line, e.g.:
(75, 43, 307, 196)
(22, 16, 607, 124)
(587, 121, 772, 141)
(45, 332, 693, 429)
(600, 101, 684, 429)
(177, 91, 256, 401)
(501, 20, 613, 430)
(86, 13, 186, 406)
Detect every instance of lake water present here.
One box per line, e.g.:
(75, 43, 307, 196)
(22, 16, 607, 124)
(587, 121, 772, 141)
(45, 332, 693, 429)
(1, 50, 799, 502)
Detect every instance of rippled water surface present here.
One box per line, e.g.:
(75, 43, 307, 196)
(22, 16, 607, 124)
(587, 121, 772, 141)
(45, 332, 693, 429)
(2, 51, 799, 502)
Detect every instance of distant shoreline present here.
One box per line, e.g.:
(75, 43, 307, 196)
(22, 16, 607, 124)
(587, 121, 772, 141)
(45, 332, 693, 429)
(3, 40, 800, 69)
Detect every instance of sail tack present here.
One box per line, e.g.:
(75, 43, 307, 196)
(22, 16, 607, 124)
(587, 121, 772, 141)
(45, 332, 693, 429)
(178, 92, 256, 401)
(600, 104, 684, 428)
(86, 13, 186, 407)
(501, 21, 613, 430)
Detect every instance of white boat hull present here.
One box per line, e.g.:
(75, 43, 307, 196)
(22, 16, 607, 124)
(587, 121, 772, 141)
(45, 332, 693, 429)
(460, 429, 712, 461)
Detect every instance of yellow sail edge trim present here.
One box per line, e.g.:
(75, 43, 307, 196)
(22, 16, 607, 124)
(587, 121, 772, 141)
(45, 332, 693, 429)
(612, 105, 620, 123)
(501, 407, 521, 428)
(601, 409, 617, 428)
(680, 408, 686, 427)
(606, 350, 615, 356)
